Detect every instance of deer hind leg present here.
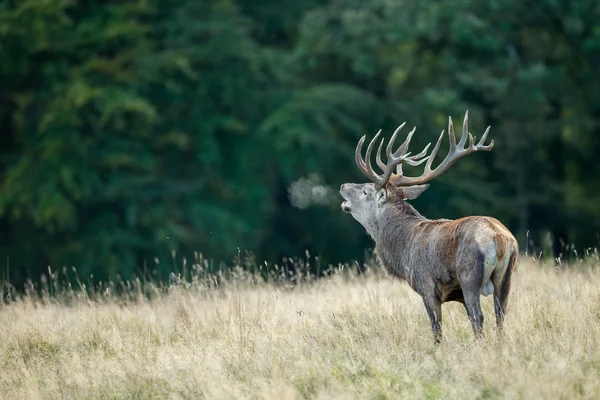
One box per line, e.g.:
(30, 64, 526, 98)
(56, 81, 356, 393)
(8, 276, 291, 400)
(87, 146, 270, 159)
(460, 250, 486, 338)
(492, 249, 518, 330)
(463, 290, 484, 338)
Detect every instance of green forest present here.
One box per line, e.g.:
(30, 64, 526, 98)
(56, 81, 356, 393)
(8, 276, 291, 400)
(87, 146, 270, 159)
(1, 0, 599, 286)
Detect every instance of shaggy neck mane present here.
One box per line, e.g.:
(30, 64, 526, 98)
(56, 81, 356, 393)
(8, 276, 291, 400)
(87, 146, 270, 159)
(392, 200, 425, 219)
(373, 199, 428, 281)
(378, 201, 427, 240)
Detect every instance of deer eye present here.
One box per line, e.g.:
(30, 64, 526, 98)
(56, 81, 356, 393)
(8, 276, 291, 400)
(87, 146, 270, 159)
(362, 189, 368, 195)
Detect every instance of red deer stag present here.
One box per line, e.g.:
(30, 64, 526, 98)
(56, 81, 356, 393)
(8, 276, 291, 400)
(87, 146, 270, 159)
(340, 111, 518, 343)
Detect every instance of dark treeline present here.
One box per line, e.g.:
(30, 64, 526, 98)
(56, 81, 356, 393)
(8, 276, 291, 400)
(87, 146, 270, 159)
(1, 0, 599, 285)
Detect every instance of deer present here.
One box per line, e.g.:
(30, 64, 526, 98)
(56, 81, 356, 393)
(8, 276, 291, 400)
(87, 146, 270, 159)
(339, 111, 518, 343)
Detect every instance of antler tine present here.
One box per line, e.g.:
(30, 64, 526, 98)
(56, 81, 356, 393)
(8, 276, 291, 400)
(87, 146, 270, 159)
(403, 143, 431, 166)
(476, 126, 494, 150)
(389, 124, 414, 178)
(457, 110, 469, 148)
(376, 122, 430, 173)
(364, 130, 382, 178)
(387, 122, 406, 157)
(375, 138, 386, 172)
(424, 130, 445, 172)
(377, 122, 406, 173)
(390, 136, 430, 177)
(448, 116, 457, 151)
(392, 126, 415, 158)
(355, 135, 369, 176)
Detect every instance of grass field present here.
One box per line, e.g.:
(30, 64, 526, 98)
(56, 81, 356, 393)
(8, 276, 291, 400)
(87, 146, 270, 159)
(1, 256, 600, 399)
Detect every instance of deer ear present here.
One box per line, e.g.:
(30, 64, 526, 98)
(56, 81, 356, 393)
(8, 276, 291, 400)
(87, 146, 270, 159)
(402, 184, 430, 200)
(376, 188, 388, 204)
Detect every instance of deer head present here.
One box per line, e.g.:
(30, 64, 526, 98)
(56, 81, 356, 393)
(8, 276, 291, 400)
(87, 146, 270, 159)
(340, 111, 494, 233)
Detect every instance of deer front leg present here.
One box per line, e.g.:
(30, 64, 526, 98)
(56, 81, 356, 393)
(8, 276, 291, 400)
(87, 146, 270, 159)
(422, 296, 442, 344)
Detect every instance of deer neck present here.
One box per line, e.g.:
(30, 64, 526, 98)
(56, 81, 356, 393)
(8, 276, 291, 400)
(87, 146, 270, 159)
(374, 202, 425, 242)
(372, 202, 427, 279)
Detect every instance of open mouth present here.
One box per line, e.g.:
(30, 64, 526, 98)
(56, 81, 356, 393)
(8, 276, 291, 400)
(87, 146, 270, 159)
(341, 201, 351, 213)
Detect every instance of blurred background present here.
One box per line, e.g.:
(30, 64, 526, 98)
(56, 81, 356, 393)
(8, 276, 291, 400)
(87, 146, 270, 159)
(1, 0, 599, 286)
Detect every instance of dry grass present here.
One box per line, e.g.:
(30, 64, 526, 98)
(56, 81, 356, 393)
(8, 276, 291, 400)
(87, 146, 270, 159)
(1, 258, 600, 399)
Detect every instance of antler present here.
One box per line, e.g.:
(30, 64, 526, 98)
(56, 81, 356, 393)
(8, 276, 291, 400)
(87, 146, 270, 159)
(354, 111, 494, 189)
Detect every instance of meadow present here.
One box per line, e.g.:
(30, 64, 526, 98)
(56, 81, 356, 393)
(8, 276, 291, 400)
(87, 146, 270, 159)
(1, 255, 599, 399)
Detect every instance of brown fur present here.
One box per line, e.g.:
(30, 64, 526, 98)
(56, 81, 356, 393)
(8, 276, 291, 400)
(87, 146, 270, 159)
(494, 235, 507, 260)
(340, 183, 519, 343)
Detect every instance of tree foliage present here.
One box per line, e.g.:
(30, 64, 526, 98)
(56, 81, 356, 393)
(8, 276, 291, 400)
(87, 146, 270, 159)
(1, 0, 599, 284)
